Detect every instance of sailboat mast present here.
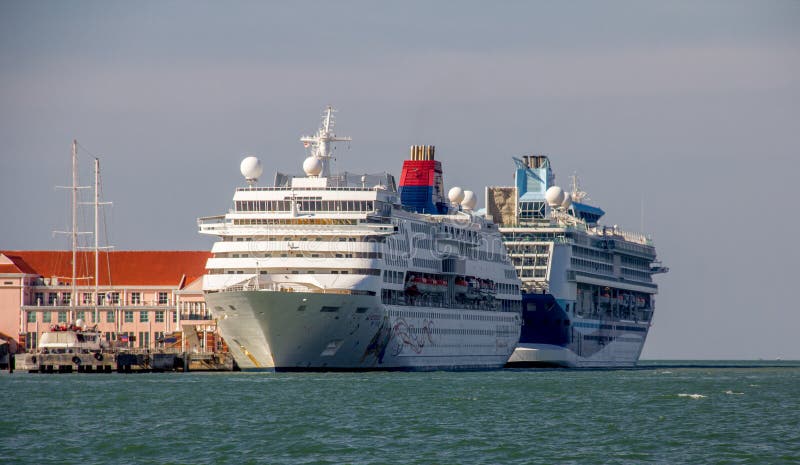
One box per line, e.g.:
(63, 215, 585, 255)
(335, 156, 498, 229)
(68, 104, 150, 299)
(94, 158, 100, 326)
(71, 140, 78, 322)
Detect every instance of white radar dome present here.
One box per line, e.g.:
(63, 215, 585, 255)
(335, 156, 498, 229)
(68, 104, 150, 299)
(545, 186, 565, 207)
(75, 318, 85, 328)
(561, 192, 572, 209)
(303, 156, 323, 176)
(240, 156, 263, 181)
(461, 190, 478, 210)
(448, 186, 465, 204)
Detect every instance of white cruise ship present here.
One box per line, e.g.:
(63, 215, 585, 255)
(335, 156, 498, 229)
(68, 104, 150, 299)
(485, 155, 668, 368)
(198, 107, 522, 371)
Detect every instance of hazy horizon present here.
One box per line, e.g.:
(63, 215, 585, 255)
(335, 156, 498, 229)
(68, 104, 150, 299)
(2, 1, 798, 360)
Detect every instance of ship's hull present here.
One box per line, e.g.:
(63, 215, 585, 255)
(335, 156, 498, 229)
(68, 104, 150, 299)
(206, 290, 521, 371)
(506, 292, 649, 368)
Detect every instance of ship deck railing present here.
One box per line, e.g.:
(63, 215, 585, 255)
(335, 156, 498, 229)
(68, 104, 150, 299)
(235, 186, 387, 192)
(218, 279, 375, 296)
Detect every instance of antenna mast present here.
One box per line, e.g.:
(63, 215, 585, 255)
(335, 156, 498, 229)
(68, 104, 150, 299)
(299, 106, 352, 178)
(570, 172, 588, 204)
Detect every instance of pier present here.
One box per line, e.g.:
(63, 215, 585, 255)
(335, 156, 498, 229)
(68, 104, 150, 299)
(13, 349, 235, 373)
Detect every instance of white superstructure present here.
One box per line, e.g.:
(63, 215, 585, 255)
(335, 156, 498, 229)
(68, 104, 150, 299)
(199, 107, 522, 371)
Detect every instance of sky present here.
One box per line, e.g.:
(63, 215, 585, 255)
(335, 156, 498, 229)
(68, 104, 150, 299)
(1, 1, 798, 360)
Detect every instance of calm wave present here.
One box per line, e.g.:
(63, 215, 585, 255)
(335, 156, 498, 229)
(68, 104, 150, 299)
(2, 361, 799, 464)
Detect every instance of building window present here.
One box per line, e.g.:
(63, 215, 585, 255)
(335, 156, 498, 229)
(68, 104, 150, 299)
(76, 311, 85, 322)
(124, 311, 133, 323)
(155, 311, 165, 323)
(27, 312, 36, 323)
(25, 332, 37, 350)
(138, 331, 150, 348)
(130, 292, 141, 305)
(48, 293, 57, 305)
(107, 311, 115, 323)
(58, 311, 67, 323)
(82, 293, 92, 305)
(97, 293, 106, 305)
(62, 292, 71, 305)
(42, 311, 51, 323)
(139, 311, 149, 323)
(109, 292, 120, 305)
(34, 292, 44, 305)
(172, 311, 177, 323)
(158, 292, 168, 305)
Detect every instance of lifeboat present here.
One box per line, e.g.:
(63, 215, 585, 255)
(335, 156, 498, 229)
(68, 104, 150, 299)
(411, 277, 446, 294)
(463, 278, 483, 300)
(404, 275, 421, 296)
(478, 279, 497, 296)
(454, 278, 468, 295)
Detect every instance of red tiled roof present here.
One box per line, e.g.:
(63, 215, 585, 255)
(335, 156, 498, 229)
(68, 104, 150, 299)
(0, 251, 211, 288)
(0, 263, 24, 274)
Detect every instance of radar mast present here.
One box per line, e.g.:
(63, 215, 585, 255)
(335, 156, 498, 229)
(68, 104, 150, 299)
(570, 172, 589, 204)
(300, 106, 352, 178)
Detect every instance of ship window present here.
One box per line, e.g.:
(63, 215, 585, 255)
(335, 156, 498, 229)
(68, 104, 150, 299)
(356, 307, 369, 313)
(320, 306, 340, 312)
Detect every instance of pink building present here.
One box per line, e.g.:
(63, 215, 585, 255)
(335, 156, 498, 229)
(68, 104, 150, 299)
(0, 251, 217, 353)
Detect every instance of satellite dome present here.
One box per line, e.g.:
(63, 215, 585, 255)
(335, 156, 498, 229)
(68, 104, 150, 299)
(545, 186, 565, 207)
(75, 318, 84, 328)
(240, 156, 263, 181)
(461, 190, 478, 210)
(448, 186, 465, 204)
(303, 156, 323, 176)
(561, 192, 572, 209)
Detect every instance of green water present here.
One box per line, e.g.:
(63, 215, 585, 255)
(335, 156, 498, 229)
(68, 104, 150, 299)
(2, 362, 798, 464)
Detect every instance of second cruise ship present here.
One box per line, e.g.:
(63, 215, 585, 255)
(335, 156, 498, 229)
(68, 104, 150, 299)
(199, 107, 522, 371)
(485, 155, 668, 368)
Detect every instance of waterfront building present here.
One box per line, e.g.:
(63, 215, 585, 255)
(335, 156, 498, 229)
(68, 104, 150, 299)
(0, 250, 215, 353)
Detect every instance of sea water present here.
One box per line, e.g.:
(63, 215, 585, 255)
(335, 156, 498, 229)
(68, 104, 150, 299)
(2, 361, 798, 464)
